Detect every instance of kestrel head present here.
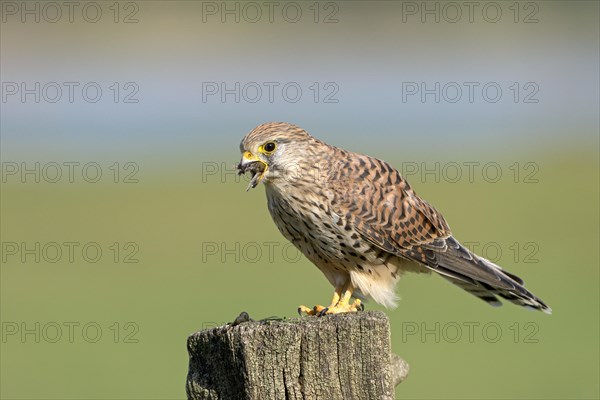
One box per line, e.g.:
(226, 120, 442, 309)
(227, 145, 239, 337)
(237, 122, 315, 190)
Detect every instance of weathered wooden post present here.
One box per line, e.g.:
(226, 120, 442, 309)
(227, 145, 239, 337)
(186, 311, 408, 399)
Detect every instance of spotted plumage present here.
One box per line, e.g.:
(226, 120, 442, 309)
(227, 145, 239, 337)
(237, 122, 551, 314)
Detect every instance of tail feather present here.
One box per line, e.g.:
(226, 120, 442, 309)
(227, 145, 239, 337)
(411, 236, 552, 314)
(440, 275, 503, 307)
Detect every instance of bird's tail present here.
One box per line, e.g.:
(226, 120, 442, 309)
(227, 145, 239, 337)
(425, 237, 552, 314)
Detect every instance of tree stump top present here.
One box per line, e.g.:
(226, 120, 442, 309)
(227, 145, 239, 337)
(186, 311, 408, 400)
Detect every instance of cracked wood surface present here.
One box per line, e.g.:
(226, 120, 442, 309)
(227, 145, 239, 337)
(186, 311, 408, 400)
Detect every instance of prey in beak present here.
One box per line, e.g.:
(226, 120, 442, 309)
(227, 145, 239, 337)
(237, 151, 267, 191)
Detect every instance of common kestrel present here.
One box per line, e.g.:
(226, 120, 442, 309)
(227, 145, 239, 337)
(237, 122, 551, 315)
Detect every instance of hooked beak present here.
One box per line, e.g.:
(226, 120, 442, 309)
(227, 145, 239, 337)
(237, 151, 268, 191)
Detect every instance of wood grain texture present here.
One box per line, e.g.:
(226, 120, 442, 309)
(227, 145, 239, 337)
(186, 311, 408, 400)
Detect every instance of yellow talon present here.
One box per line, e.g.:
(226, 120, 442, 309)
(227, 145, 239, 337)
(298, 282, 363, 316)
(298, 304, 328, 316)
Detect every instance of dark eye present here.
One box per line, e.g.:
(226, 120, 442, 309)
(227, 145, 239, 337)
(263, 142, 276, 153)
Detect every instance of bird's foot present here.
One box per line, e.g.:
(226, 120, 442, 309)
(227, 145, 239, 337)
(298, 304, 327, 316)
(298, 299, 363, 316)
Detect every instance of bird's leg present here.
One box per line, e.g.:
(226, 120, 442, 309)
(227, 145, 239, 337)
(322, 280, 363, 314)
(328, 288, 342, 308)
(298, 281, 363, 316)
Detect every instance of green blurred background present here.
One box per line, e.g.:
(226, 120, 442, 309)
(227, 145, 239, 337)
(1, 1, 598, 399)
